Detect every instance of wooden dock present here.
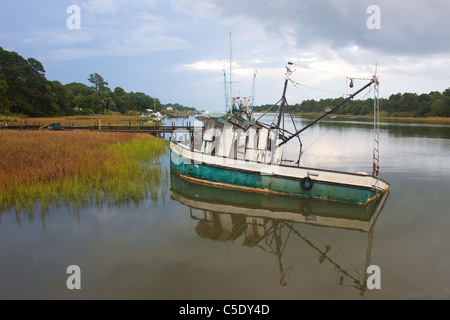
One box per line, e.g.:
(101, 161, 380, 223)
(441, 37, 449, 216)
(0, 123, 203, 137)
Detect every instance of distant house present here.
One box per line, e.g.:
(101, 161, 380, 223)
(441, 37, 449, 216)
(166, 107, 173, 111)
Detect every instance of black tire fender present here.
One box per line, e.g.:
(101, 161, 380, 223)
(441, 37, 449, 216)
(301, 176, 314, 190)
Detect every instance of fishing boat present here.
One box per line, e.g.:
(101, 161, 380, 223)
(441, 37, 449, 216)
(170, 62, 390, 205)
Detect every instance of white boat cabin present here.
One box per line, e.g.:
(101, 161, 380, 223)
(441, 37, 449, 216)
(191, 113, 285, 166)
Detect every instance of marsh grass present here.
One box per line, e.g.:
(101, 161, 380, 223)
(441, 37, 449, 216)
(0, 131, 169, 214)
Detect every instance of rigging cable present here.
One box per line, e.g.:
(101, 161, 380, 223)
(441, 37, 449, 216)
(300, 126, 332, 156)
(286, 80, 343, 158)
(255, 98, 282, 122)
(290, 79, 349, 98)
(289, 79, 311, 100)
(360, 85, 374, 101)
(291, 62, 372, 82)
(321, 228, 362, 278)
(285, 103, 303, 164)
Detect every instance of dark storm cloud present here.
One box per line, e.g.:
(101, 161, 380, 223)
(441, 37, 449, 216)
(195, 0, 450, 56)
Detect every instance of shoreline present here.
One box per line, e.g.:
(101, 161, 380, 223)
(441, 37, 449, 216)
(253, 112, 450, 125)
(2, 114, 449, 127)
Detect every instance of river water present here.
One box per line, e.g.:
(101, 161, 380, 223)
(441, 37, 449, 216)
(1, 114, 450, 300)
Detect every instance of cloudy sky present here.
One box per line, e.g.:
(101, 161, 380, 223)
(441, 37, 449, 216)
(1, 0, 449, 111)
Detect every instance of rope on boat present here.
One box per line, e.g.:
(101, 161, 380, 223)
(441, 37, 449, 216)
(300, 126, 332, 155)
(289, 62, 374, 101)
(290, 79, 349, 97)
(289, 79, 311, 99)
(255, 98, 283, 122)
(291, 62, 372, 82)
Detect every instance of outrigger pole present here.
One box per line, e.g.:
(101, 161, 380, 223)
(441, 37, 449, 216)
(278, 77, 376, 147)
(276, 62, 294, 128)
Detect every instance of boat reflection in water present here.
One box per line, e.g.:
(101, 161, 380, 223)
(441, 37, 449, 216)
(170, 173, 389, 296)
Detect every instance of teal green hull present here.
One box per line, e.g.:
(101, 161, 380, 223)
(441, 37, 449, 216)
(170, 173, 387, 222)
(170, 149, 381, 205)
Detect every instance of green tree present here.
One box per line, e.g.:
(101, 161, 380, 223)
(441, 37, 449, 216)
(0, 78, 10, 114)
(88, 73, 109, 93)
(429, 91, 449, 117)
(113, 87, 130, 113)
(27, 58, 45, 77)
(65, 82, 95, 96)
(50, 81, 74, 115)
(0, 47, 51, 116)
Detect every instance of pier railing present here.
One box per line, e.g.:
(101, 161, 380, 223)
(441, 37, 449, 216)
(0, 122, 202, 137)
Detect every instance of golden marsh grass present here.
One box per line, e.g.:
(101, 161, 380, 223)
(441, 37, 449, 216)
(0, 131, 169, 213)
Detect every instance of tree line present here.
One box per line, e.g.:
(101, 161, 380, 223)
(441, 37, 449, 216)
(2, 47, 448, 118)
(0, 47, 195, 117)
(254, 87, 450, 118)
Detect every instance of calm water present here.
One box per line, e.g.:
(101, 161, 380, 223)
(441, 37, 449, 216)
(1, 115, 450, 300)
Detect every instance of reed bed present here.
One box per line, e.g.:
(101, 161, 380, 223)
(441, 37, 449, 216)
(0, 131, 169, 214)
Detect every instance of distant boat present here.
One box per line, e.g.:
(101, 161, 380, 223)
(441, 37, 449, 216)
(140, 109, 163, 120)
(170, 63, 389, 205)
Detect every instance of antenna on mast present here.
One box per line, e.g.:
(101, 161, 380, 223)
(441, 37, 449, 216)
(251, 70, 257, 110)
(223, 69, 229, 112)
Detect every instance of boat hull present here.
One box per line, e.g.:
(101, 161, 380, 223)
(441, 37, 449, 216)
(170, 141, 389, 205)
(170, 173, 389, 232)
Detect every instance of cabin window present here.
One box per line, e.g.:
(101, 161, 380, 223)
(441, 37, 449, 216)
(245, 127, 258, 162)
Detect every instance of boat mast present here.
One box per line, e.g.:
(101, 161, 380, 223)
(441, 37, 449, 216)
(276, 62, 293, 128)
(251, 70, 257, 111)
(223, 69, 229, 112)
(229, 32, 233, 113)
